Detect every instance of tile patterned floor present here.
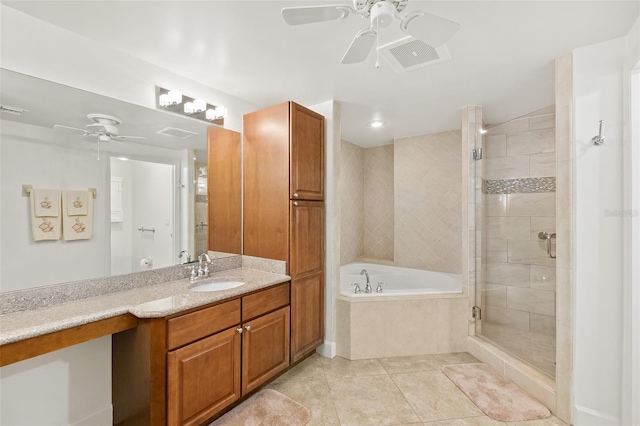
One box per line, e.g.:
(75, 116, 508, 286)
(267, 352, 567, 426)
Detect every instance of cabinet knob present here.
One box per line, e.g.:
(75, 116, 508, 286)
(244, 325, 251, 331)
(293, 193, 299, 198)
(236, 327, 243, 334)
(293, 201, 298, 206)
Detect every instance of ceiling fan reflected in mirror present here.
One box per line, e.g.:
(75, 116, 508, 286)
(54, 113, 145, 143)
(281, 0, 460, 65)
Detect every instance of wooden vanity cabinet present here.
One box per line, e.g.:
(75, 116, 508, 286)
(243, 101, 325, 363)
(113, 282, 290, 426)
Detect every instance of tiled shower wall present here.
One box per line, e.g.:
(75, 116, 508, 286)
(481, 106, 557, 377)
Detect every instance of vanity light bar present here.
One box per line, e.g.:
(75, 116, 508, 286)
(156, 87, 226, 126)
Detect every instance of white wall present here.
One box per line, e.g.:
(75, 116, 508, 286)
(0, 122, 110, 292)
(0, 337, 112, 426)
(311, 100, 339, 359)
(572, 16, 640, 425)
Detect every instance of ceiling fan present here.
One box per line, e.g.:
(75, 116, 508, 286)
(282, 0, 460, 65)
(54, 113, 145, 143)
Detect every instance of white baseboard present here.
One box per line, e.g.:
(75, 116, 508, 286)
(574, 404, 621, 426)
(316, 341, 336, 358)
(69, 405, 112, 426)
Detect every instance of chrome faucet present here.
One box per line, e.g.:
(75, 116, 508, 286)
(361, 268, 372, 293)
(198, 253, 212, 277)
(178, 250, 191, 263)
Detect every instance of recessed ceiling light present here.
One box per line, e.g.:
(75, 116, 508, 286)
(477, 128, 488, 134)
(369, 120, 386, 128)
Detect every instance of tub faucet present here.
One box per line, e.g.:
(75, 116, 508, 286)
(361, 269, 372, 293)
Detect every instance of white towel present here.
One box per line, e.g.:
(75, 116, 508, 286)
(33, 189, 61, 217)
(30, 190, 61, 241)
(62, 190, 93, 240)
(65, 190, 89, 216)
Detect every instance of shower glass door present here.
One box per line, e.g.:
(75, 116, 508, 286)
(474, 109, 558, 378)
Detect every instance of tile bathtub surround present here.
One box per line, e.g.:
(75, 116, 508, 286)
(336, 296, 468, 360)
(340, 139, 365, 264)
(267, 352, 567, 426)
(363, 144, 394, 260)
(0, 255, 244, 315)
(394, 130, 463, 274)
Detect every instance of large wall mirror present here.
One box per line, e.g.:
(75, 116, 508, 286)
(0, 68, 242, 294)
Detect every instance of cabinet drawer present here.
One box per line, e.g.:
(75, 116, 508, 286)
(242, 283, 290, 321)
(167, 299, 240, 350)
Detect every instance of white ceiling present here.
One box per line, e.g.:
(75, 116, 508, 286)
(3, 1, 639, 147)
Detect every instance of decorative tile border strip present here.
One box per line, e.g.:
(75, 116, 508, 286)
(483, 177, 556, 194)
(195, 195, 208, 203)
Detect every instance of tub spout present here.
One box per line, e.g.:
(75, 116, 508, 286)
(361, 269, 372, 293)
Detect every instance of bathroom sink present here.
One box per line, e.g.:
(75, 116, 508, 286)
(189, 278, 246, 292)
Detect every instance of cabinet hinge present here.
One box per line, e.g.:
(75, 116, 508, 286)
(472, 306, 482, 320)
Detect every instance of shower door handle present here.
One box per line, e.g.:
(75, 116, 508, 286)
(538, 232, 556, 258)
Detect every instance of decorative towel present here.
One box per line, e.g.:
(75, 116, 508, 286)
(30, 189, 61, 241)
(33, 189, 61, 217)
(62, 190, 93, 241)
(65, 190, 89, 216)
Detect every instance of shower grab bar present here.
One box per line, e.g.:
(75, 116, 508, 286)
(538, 231, 556, 258)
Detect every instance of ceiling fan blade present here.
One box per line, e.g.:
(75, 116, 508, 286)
(53, 124, 87, 133)
(341, 28, 377, 64)
(282, 4, 353, 26)
(401, 11, 460, 47)
(115, 135, 146, 140)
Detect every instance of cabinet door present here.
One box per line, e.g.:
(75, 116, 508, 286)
(167, 327, 241, 426)
(290, 200, 325, 362)
(242, 306, 290, 395)
(243, 102, 290, 261)
(290, 102, 325, 201)
(291, 272, 324, 362)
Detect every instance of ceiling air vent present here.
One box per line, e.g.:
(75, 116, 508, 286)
(380, 37, 451, 73)
(156, 126, 198, 139)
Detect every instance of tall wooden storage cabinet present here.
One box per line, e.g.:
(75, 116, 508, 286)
(243, 101, 325, 362)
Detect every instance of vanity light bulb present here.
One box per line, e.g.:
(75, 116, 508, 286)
(168, 90, 182, 105)
(159, 93, 170, 107)
(184, 102, 194, 115)
(205, 109, 216, 121)
(193, 99, 207, 113)
(215, 106, 228, 118)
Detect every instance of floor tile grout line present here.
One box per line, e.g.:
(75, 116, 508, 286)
(387, 370, 425, 424)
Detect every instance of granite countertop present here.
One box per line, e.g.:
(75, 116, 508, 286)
(0, 267, 290, 346)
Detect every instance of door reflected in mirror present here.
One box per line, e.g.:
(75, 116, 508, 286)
(110, 158, 175, 275)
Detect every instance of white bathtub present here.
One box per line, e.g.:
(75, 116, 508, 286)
(340, 262, 462, 297)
